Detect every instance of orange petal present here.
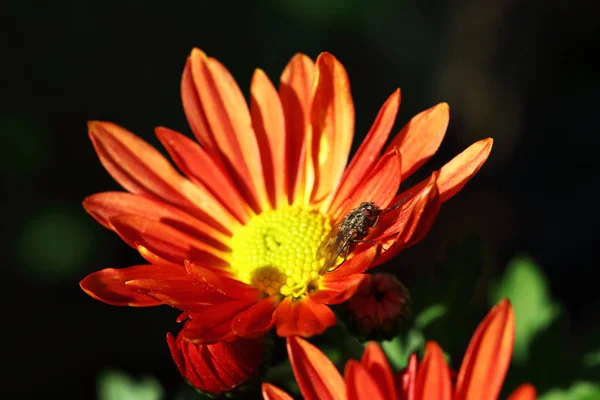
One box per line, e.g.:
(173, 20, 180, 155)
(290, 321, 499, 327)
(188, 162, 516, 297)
(454, 299, 515, 400)
(177, 299, 256, 340)
(279, 53, 316, 206)
(287, 336, 347, 400)
(155, 127, 252, 224)
(333, 147, 402, 220)
(88, 121, 239, 233)
(80, 264, 186, 306)
(109, 215, 229, 267)
(185, 261, 258, 300)
(311, 52, 355, 205)
(83, 192, 231, 249)
(328, 89, 401, 214)
(232, 295, 280, 338)
(275, 297, 336, 337)
(414, 342, 452, 400)
(189, 49, 270, 212)
(360, 342, 397, 400)
(262, 383, 295, 400)
(251, 68, 287, 209)
(310, 273, 367, 305)
(437, 138, 493, 203)
(345, 360, 386, 400)
(386, 103, 449, 179)
(506, 383, 537, 400)
(326, 244, 380, 278)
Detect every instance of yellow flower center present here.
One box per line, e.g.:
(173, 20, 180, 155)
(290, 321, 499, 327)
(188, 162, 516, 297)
(230, 206, 331, 298)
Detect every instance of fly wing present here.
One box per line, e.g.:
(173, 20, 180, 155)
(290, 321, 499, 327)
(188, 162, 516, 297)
(316, 219, 347, 275)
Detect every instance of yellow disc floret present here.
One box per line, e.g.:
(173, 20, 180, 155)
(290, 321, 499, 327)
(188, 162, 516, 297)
(230, 206, 331, 299)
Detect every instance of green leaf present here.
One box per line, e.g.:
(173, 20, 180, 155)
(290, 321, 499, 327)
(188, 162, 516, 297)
(539, 381, 600, 400)
(489, 255, 561, 364)
(98, 370, 163, 400)
(583, 349, 600, 368)
(415, 304, 448, 330)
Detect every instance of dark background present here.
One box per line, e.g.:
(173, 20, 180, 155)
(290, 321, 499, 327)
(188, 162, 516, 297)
(3, 0, 599, 398)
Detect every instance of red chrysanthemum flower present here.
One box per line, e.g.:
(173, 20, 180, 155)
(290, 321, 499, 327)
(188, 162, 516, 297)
(80, 48, 493, 342)
(262, 299, 536, 400)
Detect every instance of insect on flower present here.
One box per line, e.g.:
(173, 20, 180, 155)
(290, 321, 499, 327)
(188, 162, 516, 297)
(317, 196, 410, 275)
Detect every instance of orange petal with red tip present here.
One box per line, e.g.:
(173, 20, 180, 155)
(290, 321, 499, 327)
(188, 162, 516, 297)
(311, 52, 355, 205)
(155, 127, 252, 223)
(398, 354, 418, 400)
(88, 121, 238, 233)
(280, 54, 316, 206)
(83, 192, 231, 249)
(454, 299, 515, 400)
(345, 360, 386, 400)
(232, 295, 279, 338)
(386, 103, 449, 179)
(287, 336, 347, 400)
(507, 383, 537, 400)
(80, 264, 186, 306)
(189, 49, 270, 212)
(328, 89, 401, 214)
(361, 342, 397, 400)
(251, 69, 287, 209)
(109, 215, 229, 267)
(310, 273, 367, 305)
(414, 342, 452, 400)
(437, 138, 493, 203)
(262, 383, 295, 400)
(334, 147, 402, 220)
(275, 297, 336, 337)
(185, 261, 259, 300)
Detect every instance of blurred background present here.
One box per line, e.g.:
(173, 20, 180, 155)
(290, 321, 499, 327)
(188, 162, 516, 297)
(3, 0, 599, 398)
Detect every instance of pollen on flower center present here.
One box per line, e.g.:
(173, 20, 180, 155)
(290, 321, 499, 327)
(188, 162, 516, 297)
(230, 206, 331, 298)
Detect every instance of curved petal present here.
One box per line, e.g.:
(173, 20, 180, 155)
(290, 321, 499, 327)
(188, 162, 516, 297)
(88, 121, 239, 233)
(155, 127, 252, 224)
(360, 342, 397, 400)
(279, 53, 316, 206)
(275, 297, 336, 337)
(398, 354, 418, 400)
(109, 215, 230, 267)
(311, 52, 355, 205)
(332, 147, 402, 220)
(437, 138, 493, 203)
(414, 342, 452, 400)
(189, 48, 270, 212)
(262, 383, 295, 400)
(328, 89, 401, 214)
(232, 295, 280, 338)
(251, 68, 287, 209)
(345, 360, 386, 400)
(506, 383, 537, 400)
(287, 336, 347, 400)
(181, 318, 236, 344)
(385, 103, 449, 179)
(80, 264, 186, 306)
(310, 273, 367, 305)
(454, 299, 515, 400)
(83, 192, 231, 249)
(185, 261, 259, 300)
(325, 244, 380, 279)
(167, 333, 185, 376)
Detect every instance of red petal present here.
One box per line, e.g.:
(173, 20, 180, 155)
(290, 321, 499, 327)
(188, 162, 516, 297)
(398, 354, 417, 400)
(361, 342, 397, 400)
(251, 68, 287, 209)
(110, 215, 229, 267)
(327, 242, 381, 278)
(345, 360, 386, 400)
(262, 383, 295, 400)
(166, 333, 185, 376)
(80, 264, 186, 306)
(310, 273, 367, 305)
(311, 52, 355, 205)
(186, 341, 229, 393)
(83, 192, 231, 250)
(506, 383, 537, 400)
(287, 336, 347, 400)
(386, 103, 449, 179)
(328, 89, 401, 214)
(437, 138, 493, 203)
(232, 295, 280, 338)
(185, 261, 258, 300)
(155, 127, 252, 224)
(88, 121, 238, 233)
(181, 318, 236, 344)
(454, 299, 515, 400)
(279, 53, 316, 206)
(275, 297, 336, 337)
(189, 49, 270, 212)
(414, 342, 452, 400)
